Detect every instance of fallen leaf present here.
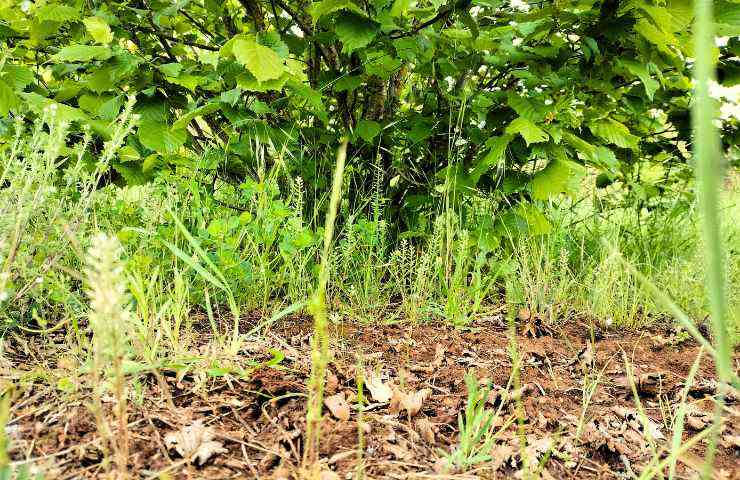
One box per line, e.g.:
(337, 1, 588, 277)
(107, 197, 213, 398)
(365, 373, 393, 403)
(400, 388, 432, 418)
(319, 470, 341, 480)
(433, 343, 446, 367)
(414, 417, 435, 444)
(325, 392, 351, 421)
(490, 443, 516, 470)
(164, 420, 227, 465)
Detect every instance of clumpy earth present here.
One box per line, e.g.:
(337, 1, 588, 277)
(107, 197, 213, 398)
(3, 311, 739, 479)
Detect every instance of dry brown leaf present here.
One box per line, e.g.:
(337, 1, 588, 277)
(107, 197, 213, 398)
(433, 343, 446, 367)
(414, 417, 435, 444)
(389, 387, 405, 415)
(490, 443, 516, 471)
(400, 388, 432, 417)
(319, 470, 341, 480)
(164, 420, 227, 466)
(365, 373, 393, 403)
(324, 392, 351, 421)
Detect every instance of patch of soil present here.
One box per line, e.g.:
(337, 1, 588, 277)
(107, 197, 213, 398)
(3, 314, 739, 479)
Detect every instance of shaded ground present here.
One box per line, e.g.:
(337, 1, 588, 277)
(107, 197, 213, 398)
(3, 311, 739, 479)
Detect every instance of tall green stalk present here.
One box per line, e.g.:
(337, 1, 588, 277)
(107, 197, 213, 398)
(692, 0, 732, 475)
(303, 139, 349, 472)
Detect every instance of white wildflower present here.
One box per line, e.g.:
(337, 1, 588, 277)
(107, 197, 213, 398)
(715, 36, 729, 47)
(510, 0, 530, 12)
(512, 37, 524, 47)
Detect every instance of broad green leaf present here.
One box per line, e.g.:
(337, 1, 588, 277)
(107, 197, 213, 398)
(589, 119, 640, 150)
(236, 72, 289, 92)
(506, 117, 549, 146)
(617, 59, 660, 100)
(53, 45, 112, 62)
(138, 120, 187, 154)
(529, 158, 586, 200)
(1, 65, 34, 90)
(364, 51, 402, 79)
(171, 102, 221, 130)
(158, 63, 183, 78)
(83, 16, 113, 44)
(333, 75, 363, 92)
(36, 4, 80, 23)
(232, 38, 285, 82)
(20, 93, 89, 123)
(636, 19, 677, 55)
(391, 0, 413, 17)
(514, 203, 552, 235)
(165, 74, 203, 92)
(335, 13, 380, 53)
(118, 146, 141, 162)
(309, 0, 364, 23)
(507, 93, 544, 122)
(471, 135, 512, 182)
(356, 119, 381, 142)
(0, 80, 18, 116)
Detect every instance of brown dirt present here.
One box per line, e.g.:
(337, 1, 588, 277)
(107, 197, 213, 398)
(3, 313, 739, 479)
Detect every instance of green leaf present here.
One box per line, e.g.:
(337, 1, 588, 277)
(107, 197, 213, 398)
(309, 0, 364, 23)
(1, 65, 34, 90)
(471, 135, 512, 182)
(171, 102, 221, 130)
(232, 38, 285, 82)
(356, 119, 381, 142)
(36, 4, 80, 23)
(158, 63, 183, 78)
(118, 146, 141, 162)
(53, 45, 112, 62)
(529, 158, 586, 200)
(589, 119, 640, 150)
(514, 203, 552, 235)
(333, 75, 364, 92)
(83, 16, 113, 44)
(236, 71, 289, 92)
(335, 13, 380, 53)
(617, 59, 660, 100)
(506, 117, 549, 146)
(0, 80, 18, 116)
(390, 0, 413, 17)
(138, 120, 187, 154)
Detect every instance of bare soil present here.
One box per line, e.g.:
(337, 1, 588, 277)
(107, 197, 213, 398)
(3, 311, 739, 479)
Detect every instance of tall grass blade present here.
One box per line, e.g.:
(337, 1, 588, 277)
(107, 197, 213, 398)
(303, 139, 349, 472)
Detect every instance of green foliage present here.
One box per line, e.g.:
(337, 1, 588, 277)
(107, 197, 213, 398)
(1, 0, 735, 237)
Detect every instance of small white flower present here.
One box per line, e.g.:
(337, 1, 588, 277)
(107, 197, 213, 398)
(715, 36, 729, 47)
(512, 37, 524, 47)
(720, 102, 740, 121)
(567, 34, 580, 43)
(20, 1, 32, 13)
(544, 99, 553, 105)
(510, 0, 530, 12)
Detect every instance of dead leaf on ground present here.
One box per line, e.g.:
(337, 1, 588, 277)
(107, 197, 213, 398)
(319, 469, 341, 480)
(433, 343, 446, 367)
(365, 372, 393, 403)
(490, 443, 516, 471)
(414, 417, 435, 444)
(324, 392, 351, 421)
(164, 420, 228, 466)
(400, 388, 432, 418)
